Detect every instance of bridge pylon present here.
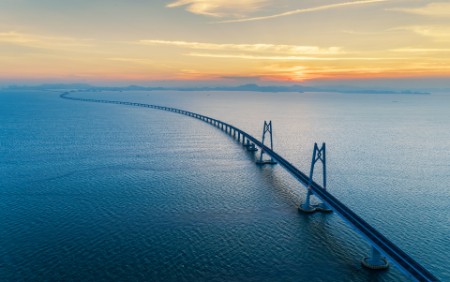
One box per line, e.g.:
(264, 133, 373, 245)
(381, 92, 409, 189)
(299, 143, 333, 213)
(256, 121, 277, 165)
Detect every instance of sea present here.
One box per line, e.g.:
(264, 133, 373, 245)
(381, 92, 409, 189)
(0, 89, 449, 281)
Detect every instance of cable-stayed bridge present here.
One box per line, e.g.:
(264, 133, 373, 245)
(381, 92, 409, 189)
(61, 92, 438, 282)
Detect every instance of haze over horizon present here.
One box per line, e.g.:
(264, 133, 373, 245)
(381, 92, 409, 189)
(1, 0, 449, 88)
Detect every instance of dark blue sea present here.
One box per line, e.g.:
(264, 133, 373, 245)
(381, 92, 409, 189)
(1, 90, 449, 281)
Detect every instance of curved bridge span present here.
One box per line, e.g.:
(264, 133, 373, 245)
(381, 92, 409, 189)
(60, 92, 438, 282)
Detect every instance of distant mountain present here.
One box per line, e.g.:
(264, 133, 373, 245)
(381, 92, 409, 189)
(4, 83, 430, 95)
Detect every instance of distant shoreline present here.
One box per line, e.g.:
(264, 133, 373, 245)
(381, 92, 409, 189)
(3, 83, 431, 95)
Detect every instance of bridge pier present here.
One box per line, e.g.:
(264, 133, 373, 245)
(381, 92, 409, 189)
(299, 143, 332, 213)
(243, 139, 258, 152)
(362, 247, 389, 270)
(247, 143, 258, 151)
(299, 189, 316, 213)
(256, 121, 277, 165)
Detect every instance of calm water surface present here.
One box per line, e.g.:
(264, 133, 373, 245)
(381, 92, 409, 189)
(0, 90, 449, 281)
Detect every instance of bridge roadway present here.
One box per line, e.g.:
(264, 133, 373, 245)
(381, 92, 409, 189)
(60, 92, 438, 282)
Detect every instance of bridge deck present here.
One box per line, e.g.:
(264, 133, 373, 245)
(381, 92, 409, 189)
(60, 92, 438, 282)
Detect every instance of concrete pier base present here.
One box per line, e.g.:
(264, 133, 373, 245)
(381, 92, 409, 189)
(246, 144, 258, 152)
(362, 248, 389, 270)
(298, 204, 316, 213)
(298, 204, 332, 213)
(256, 160, 277, 165)
(315, 203, 333, 213)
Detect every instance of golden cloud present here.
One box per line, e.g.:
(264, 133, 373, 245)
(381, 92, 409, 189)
(166, 0, 268, 17)
(139, 39, 342, 55)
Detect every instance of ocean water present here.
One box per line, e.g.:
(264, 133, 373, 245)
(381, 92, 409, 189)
(0, 90, 449, 281)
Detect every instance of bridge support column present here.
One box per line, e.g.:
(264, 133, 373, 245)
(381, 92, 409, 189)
(256, 121, 277, 165)
(247, 143, 258, 151)
(362, 247, 389, 270)
(243, 139, 258, 152)
(299, 143, 332, 213)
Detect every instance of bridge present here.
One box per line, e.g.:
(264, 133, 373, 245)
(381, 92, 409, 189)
(60, 92, 438, 282)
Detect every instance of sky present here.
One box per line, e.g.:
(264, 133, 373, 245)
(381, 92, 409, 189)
(0, 0, 449, 86)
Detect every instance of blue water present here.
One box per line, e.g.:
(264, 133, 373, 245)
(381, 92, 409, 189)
(0, 90, 449, 281)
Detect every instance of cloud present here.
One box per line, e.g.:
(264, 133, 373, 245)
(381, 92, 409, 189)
(0, 31, 93, 50)
(187, 52, 409, 61)
(389, 2, 450, 17)
(0, 32, 35, 44)
(139, 39, 342, 55)
(106, 57, 156, 65)
(399, 25, 450, 42)
(166, 0, 268, 17)
(390, 48, 450, 53)
(217, 0, 389, 23)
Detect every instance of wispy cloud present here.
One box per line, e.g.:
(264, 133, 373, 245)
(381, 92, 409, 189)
(341, 29, 387, 35)
(390, 48, 450, 53)
(187, 52, 409, 61)
(389, 2, 450, 17)
(166, 0, 268, 17)
(398, 25, 450, 42)
(139, 39, 342, 55)
(106, 57, 156, 65)
(0, 31, 93, 50)
(217, 0, 389, 23)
